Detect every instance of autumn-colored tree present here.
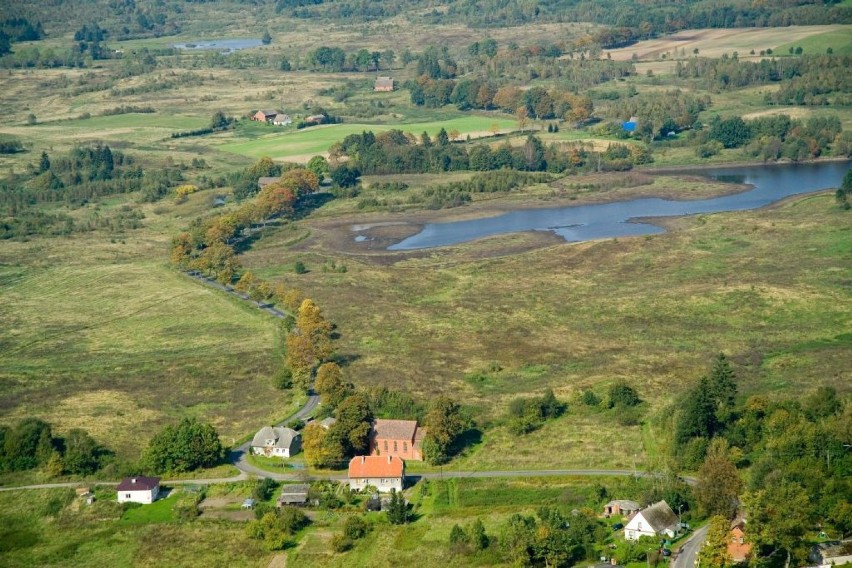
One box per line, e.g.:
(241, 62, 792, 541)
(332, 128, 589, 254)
(256, 182, 297, 219)
(286, 332, 315, 392)
(302, 422, 344, 469)
(448, 129, 461, 142)
(700, 516, 732, 568)
(493, 85, 522, 112)
(190, 241, 240, 283)
(476, 84, 496, 109)
(280, 168, 319, 198)
(515, 107, 529, 131)
(235, 271, 258, 294)
(315, 362, 351, 409)
(204, 214, 240, 245)
(695, 438, 742, 518)
(296, 298, 333, 361)
(170, 232, 193, 267)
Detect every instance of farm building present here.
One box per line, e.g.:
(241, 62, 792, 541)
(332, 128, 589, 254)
(252, 110, 278, 122)
(374, 76, 394, 91)
(348, 455, 404, 493)
(278, 484, 310, 506)
(369, 419, 426, 461)
(602, 499, 640, 518)
(251, 426, 301, 458)
(272, 113, 292, 126)
(117, 476, 160, 504)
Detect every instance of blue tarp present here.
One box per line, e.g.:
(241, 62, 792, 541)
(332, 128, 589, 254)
(622, 121, 637, 132)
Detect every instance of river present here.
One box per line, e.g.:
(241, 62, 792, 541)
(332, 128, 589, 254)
(385, 161, 851, 251)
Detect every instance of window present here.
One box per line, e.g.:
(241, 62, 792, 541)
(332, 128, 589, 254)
(403, 442, 408, 452)
(125, 493, 131, 499)
(383, 441, 388, 452)
(393, 441, 398, 452)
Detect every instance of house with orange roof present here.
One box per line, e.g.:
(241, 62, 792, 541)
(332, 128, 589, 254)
(728, 518, 752, 564)
(348, 455, 405, 492)
(369, 419, 426, 461)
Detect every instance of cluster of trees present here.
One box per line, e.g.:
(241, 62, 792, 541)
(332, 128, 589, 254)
(143, 417, 224, 474)
(0, 418, 107, 476)
(600, 90, 710, 140)
(286, 299, 334, 390)
(0, 17, 44, 55)
(170, 163, 319, 283)
(700, 114, 849, 161)
(408, 77, 593, 123)
(837, 169, 852, 209)
(332, 129, 646, 179)
(500, 507, 603, 567)
(331, 514, 371, 552)
(304, 45, 395, 72)
(506, 389, 566, 435)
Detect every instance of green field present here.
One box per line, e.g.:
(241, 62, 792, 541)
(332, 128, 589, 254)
(776, 29, 852, 55)
(219, 116, 520, 161)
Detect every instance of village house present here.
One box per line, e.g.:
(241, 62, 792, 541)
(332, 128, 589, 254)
(272, 113, 292, 126)
(348, 455, 405, 493)
(374, 76, 394, 92)
(319, 417, 337, 429)
(602, 499, 641, 518)
(116, 476, 160, 504)
(624, 500, 679, 541)
(251, 110, 278, 123)
(304, 114, 326, 124)
(251, 426, 301, 458)
(369, 419, 426, 461)
(809, 540, 852, 567)
(728, 518, 752, 564)
(278, 484, 310, 507)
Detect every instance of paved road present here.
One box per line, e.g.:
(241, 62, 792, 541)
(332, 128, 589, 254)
(184, 271, 293, 320)
(673, 524, 708, 568)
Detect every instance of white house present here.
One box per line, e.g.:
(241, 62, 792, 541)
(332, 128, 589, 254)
(272, 113, 292, 126)
(117, 476, 160, 504)
(624, 500, 679, 540)
(251, 426, 301, 458)
(348, 455, 404, 493)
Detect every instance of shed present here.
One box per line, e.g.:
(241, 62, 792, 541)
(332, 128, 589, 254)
(374, 76, 394, 92)
(278, 484, 310, 506)
(242, 498, 255, 510)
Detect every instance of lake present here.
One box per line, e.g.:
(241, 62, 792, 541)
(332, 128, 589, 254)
(172, 39, 263, 52)
(385, 161, 851, 251)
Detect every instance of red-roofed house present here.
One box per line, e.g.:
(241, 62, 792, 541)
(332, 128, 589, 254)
(348, 455, 404, 492)
(728, 519, 752, 564)
(369, 419, 426, 461)
(117, 476, 161, 504)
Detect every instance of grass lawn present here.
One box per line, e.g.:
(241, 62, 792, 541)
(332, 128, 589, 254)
(775, 29, 852, 56)
(120, 492, 179, 524)
(218, 116, 519, 161)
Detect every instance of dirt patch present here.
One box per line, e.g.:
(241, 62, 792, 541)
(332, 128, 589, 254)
(198, 496, 254, 521)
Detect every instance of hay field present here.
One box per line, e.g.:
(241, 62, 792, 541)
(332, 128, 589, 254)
(605, 25, 851, 61)
(0, 219, 289, 459)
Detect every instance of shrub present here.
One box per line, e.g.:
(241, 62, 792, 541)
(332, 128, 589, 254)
(331, 534, 353, 553)
(343, 515, 369, 540)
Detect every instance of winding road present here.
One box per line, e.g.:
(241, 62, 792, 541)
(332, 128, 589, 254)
(673, 524, 709, 568)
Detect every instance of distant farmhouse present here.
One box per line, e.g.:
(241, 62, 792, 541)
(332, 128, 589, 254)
(624, 500, 679, 540)
(369, 419, 426, 461)
(251, 426, 301, 458)
(117, 476, 160, 504)
(728, 518, 752, 564)
(251, 110, 278, 123)
(348, 455, 404, 493)
(272, 113, 292, 126)
(305, 114, 326, 124)
(374, 76, 394, 92)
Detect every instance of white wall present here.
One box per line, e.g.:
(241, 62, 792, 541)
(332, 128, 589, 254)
(349, 477, 403, 493)
(117, 488, 157, 504)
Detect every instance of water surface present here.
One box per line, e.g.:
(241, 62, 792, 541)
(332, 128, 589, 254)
(172, 39, 263, 52)
(387, 161, 850, 251)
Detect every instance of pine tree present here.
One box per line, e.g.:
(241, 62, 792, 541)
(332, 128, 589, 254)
(708, 353, 737, 410)
(675, 377, 718, 446)
(386, 489, 408, 524)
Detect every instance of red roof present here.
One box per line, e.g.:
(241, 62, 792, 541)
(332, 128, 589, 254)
(117, 476, 160, 491)
(348, 456, 404, 478)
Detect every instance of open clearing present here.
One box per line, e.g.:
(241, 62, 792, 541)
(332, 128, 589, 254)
(605, 25, 851, 61)
(218, 116, 520, 161)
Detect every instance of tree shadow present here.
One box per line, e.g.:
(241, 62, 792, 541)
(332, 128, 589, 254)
(331, 353, 361, 368)
(449, 428, 483, 458)
(293, 192, 334, 220)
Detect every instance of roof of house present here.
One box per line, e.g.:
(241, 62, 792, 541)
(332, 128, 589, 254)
(372, 419, 418, 441)
(606, 499, 641, 510)
(320, 417, 337, 429)
(272, 114, 291, 122)
(375, 77, 393, 87)
(280, 484, 310, 496)
(348, 455, 404, 478)
(251, 426, 300, 450)
(257, 109, 278, 117)
(117, 476, 160, 491)
(637, 501, 679, 532)
(814, 540, 852, 558)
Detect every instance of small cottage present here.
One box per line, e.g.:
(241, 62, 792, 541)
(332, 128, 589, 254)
(305, 114, 326, 124)
(603, 499, 641, 518)
(624, 500, 679, 541)
(117, 476, 160, 504)
(369, 419, 426, 461)
(809, 540, 852, 567)
(251, 426, 301, 458)
(348, 455, 404, 493)
(374, 76, 394, 92)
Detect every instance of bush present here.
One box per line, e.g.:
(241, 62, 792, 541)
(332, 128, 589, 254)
(294, 261, 307, 274)
(254, 478, 278, 501)
(331, 534, 353, 553)
(607, 383, 641, 408)
(143, 418, 224, 473)
(343, 515, 369, 540)
(581, 390, 601, 406)
(273, 367, 293, 390)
